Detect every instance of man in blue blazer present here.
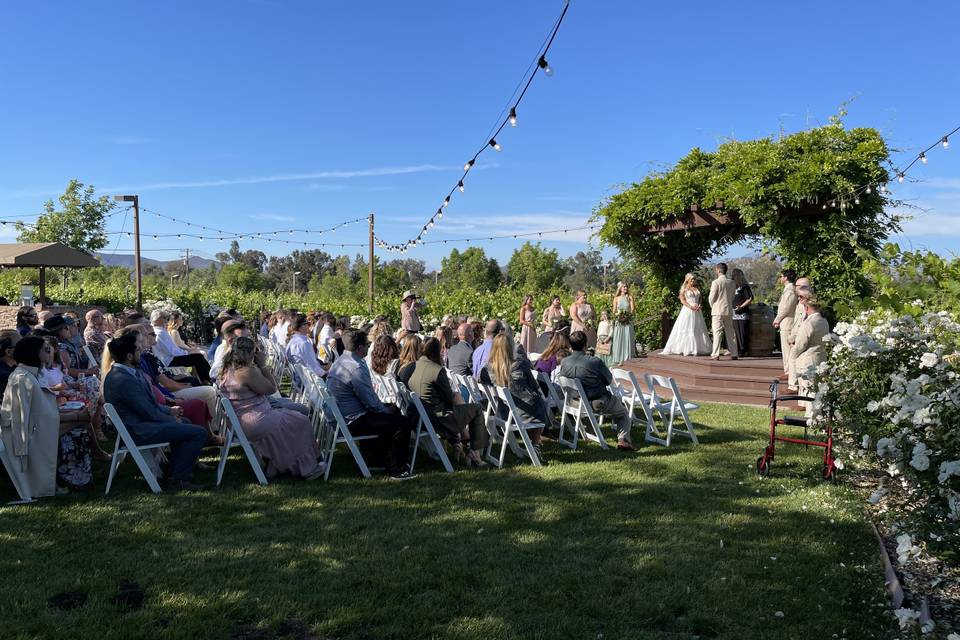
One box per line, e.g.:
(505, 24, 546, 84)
(103, 332, 207, 491)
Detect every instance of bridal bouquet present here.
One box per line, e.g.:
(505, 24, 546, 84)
(616, 310, 633, 325)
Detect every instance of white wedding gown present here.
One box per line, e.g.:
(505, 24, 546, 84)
(662, 290, 712, 356)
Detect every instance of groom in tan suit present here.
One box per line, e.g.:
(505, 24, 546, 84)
(708, 263, 738, 360)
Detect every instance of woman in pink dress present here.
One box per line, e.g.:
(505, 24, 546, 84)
(219, 337, 323, 480)
(517, 294, 537, 354)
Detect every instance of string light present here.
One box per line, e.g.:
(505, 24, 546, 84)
(943, 136, 950, 149)
(920, 152, 927, 164)
(375, 0, 569, 252)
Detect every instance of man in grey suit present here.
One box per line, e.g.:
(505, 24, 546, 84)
(559, 331, 634, 450)
(446, 323, 475, 376)
(708, 262, 739, 360)
(103, 331, 207, 491)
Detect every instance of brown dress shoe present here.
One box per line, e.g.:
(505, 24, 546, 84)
(616, 440, 635, 451)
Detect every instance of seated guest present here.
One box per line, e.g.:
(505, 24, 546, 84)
(534, 332, 571, 375)
(325, 328, 414, 480)
(220, 337, 324, 480)
(167, 311, 202, 354)
(471, 319, 502, 378)
(271, 309, 290, 346)
(285, 312, 326, 377)
(367, 318, 393, 346)
(137, 325, 219, 434)
(44, 316, 97, 377)
(103, 328, 212, 435)
(0, 330, 21, 396)
(369, 335, 400, 377)
(434, 326, 454, 367)
(446, 323, 474, 377)
(469, 319, 484, 349)
(259, 311, 272, 338)
(150, 310, 211, 384)
(559, 331, 634, 451)
(37, 310, 55, 327)
(84, 309, 110, 364)
(398, 334, 422, 371)
(0, 336, 61, 497)
(479, 332, 549, 465)
(398, 337, 487, 468)
(207, 312, 231, 361)
(62, 310, 87, 360)
(16, 306, 39, 337)
(316, 313, 337, 363)
(103, 332, 207, 491)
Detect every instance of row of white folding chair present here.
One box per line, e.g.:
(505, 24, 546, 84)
(213, 395, 269, 486)
(103, 403, 169, 495)
(393, 383, 454, 474)
(303, 376, 376, 480)
(608, 369, 699, 447)
(555, 376, 610, 450)
(477, 382, 543, 468)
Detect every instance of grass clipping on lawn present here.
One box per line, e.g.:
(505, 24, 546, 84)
(1, 403, 894, 640)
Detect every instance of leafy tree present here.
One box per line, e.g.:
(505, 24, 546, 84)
(217, 263, 263, 292)
(506, 242, 566, 292)
(17, 179, 114, 253)
(440, 247, 502, 292)
(264, 249, 335, 291)
(216, 240, 268, 272)
(563, 250, 611, 292)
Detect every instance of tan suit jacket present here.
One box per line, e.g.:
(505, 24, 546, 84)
(708, 275, 735, 316)
(790, 312, 829, 378)
(774, 283, 798, 326)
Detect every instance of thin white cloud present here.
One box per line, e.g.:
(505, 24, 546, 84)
(915, 177, 960, 190)
(305, 183, 347, 191)
(101, 162, 500, 193)
(107, 135, 152, 145)
(899, 211, 960, 236)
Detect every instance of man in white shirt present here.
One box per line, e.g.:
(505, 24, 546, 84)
(271, 309, 290, 347)
(150, 309, 212, 383)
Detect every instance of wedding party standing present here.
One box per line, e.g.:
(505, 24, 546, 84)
(773, 269, 799, 376)
(517, 294, 537, 354)
(540, 295, 567, 350)
(662, 273, 711, 356)
(731, 268, 754, 356)
(708, 263, 738, 360)
(610, 282, 635, 364)
(569, 291, 597, 348)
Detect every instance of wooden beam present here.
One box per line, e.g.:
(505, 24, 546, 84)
(39, 266, 46, 310)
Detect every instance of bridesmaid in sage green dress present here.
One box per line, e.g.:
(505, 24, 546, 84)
(611, 282, 636, 364)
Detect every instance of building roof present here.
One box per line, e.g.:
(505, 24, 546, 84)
(0, 243, 100, 268)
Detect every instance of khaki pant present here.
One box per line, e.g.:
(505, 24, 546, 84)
(591, 394, 632, 442)
(779, 317, 794, 375)
(711, 314, 738, 358)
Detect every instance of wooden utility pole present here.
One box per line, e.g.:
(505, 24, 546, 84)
(115, 194, 142, 310)
(183, 248, 191, 291)
(367, 212, 375, 313)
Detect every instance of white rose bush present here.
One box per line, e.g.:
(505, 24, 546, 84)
(813, 306, 960, 557)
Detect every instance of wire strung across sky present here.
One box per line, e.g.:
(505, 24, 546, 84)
(374, 0, 571, 255)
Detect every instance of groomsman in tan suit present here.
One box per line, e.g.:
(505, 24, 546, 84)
(773, 268, 799, 380)
(788, 279, 813, 388)
(708, 263, 738, 360)
(790, 297, 830, 415)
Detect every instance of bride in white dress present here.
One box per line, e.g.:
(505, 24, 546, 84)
(662, 273, 712, 356)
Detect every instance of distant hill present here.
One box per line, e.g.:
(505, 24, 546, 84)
(96, 253, 219, 270)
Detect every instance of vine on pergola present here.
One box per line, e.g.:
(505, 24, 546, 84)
(593, 115, 900, 313)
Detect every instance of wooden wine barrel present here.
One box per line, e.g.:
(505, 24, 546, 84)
(748, 303, 776, 357)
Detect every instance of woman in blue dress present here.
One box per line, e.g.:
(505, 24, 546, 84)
(610, 282, 636, 364)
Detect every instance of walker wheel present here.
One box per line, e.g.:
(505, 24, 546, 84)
(822, 463, 838, 482)
(756, 456, 771, 477)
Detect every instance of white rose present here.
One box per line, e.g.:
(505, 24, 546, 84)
(876, 437, 899, 458)
(919, 352, 938, 368)
(894, 607, 921, 629)
(866, 400, 880, 412)
(938, 460, 960, 484)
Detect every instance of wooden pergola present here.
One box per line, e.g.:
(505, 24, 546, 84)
(0, 243, 99, 308)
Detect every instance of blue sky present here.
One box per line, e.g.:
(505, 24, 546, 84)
(1, 0, 958, 269)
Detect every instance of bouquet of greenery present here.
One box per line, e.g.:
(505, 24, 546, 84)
(616, 309, 633, 325)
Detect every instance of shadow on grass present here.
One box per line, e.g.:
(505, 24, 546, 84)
(0, 403, 890, 640)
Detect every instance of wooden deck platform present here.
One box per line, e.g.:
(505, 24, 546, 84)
(618, 350, 791, 407)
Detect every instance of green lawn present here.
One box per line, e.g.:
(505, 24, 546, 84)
(1, 402, 893, 640)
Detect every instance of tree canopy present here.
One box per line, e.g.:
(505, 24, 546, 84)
(506, 242, 565, 292)
(440, 247, 502, 292)
(17, 179, 114, 254)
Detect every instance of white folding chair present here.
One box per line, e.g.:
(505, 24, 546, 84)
(556, 376, 609, 450)
(215, 397, 269, 486)
(643, 374, 700, 446)
(0, 438, 34, 503)
(399, 387, 454, 474)
(536, 370, 564, 414)
(82, 344, 99, 370)
(483, 386, 543, 468)
(103, 403, 168, 494)
(320, 392, 376, 480)
(611, 368, 656, 434)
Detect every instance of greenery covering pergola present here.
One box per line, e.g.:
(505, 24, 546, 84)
(594, 115, 900, 333)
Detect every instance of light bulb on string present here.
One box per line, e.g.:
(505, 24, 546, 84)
(538, 55, 553, 76)
(865, 185, 872, 194)
(437, 210, 443, 220)
(943, 136, 950, 149)
(897, 172, 905, 183)
(489, 139, 501, 152)
(854, 197, 860, 205)
(509, 107, 517, 127)
(920, 152, 928, 164)
(428, 219, 434, 228)
(457, 181, 465, 193)
(464, 159, 475, 171)
(443, 196, 450, 208)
